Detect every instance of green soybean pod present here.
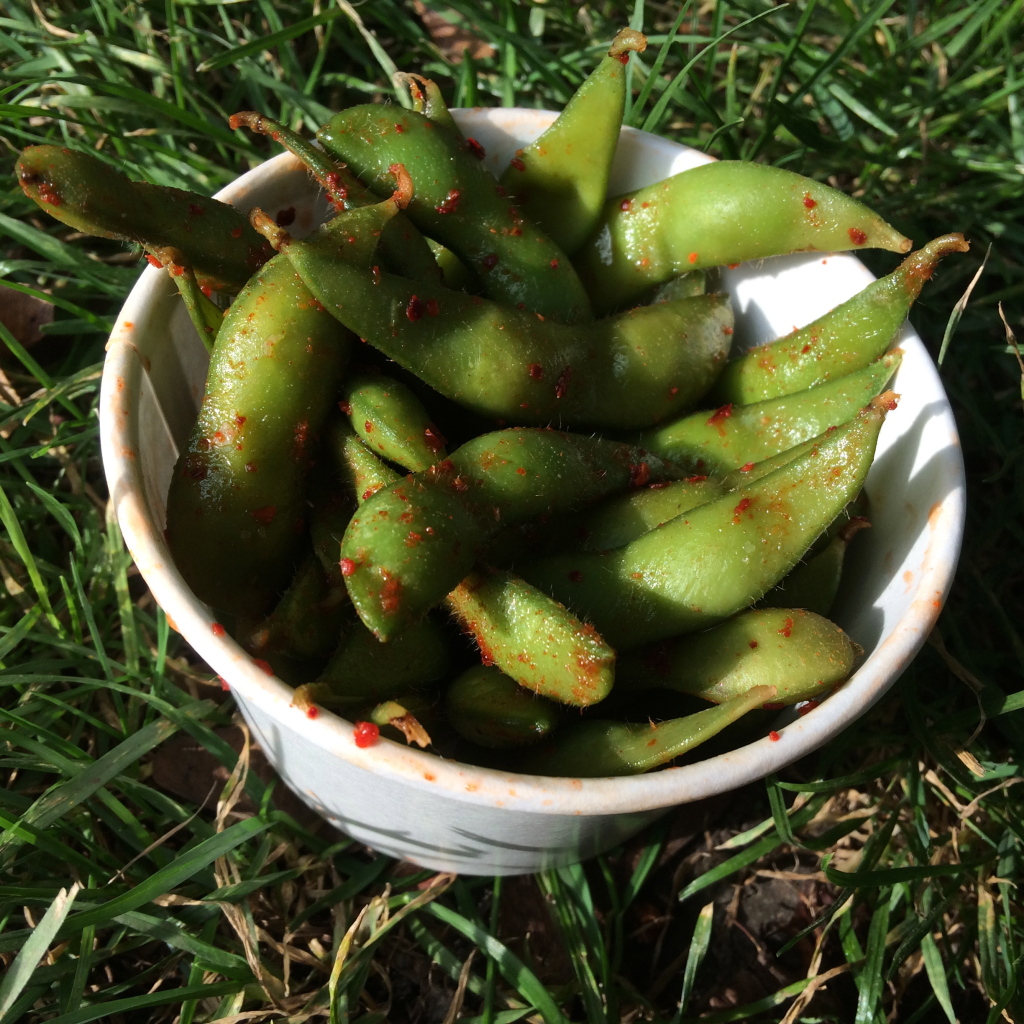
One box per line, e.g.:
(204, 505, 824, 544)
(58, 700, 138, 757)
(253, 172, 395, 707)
(570, 475, 725, 553)
(638, 350, 901, 475)
(522, 394, 895, 649)
(574, 162, 912, 313)
(446, 570, 615, 707)
(446, 665, 560, 749)
(760, 516, 870, 616)
(16, 145, 270, 291)
(165, 253, 352, 617)
(616, 608, 856, 705)
(340, 429, 684, 639)
(299, 617, 453, 709)
(263, 217, 734, 430)
(523, 685, 775, 777)
(230, 111, 440, 282)
(710, 233, 969, 404)
(499, 27, 647, 254)
(340, 371, 448, 472)
(246, 555, 349, 665)
(317, 106, 592, 323)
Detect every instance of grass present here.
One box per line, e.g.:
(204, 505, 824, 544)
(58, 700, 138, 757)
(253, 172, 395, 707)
(0, 0, 1022, 1020)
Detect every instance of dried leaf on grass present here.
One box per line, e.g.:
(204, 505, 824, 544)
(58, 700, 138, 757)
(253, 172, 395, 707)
(413, 1, 495, 62)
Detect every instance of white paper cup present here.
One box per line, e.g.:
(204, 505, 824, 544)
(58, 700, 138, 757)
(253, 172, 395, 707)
(100, 110, 964, 875)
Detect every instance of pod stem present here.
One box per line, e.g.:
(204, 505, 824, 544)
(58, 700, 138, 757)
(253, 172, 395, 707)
(896, 232, 970, 300)
(608, 27, 647, 58)
(230, 110, 356, 210)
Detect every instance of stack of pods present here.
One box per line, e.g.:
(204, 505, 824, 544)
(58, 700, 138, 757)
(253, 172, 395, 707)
(17, 29, 968, 776)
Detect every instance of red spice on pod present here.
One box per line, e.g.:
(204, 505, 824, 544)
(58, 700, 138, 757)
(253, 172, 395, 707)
(465, 138, 486, 160)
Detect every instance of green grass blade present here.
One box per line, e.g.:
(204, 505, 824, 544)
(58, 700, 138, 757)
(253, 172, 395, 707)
(0, 882, 79, 1018)
(671, 900, 713, 1024)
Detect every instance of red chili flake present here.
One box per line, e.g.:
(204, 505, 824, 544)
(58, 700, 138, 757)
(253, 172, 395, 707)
(748, 639, 759, 649)
(275, 207, 296, 226)
(426, 298, 439, 317)
(516, 467, 527, 476)
(354, 721, 380, 747)
(732, 497, 753, 523)
(364, 420, 374, 435)
(36, 181, 62, 206)
(252, 505, 277, 524)
(361, 487, 378, 501)
(481, 253, 499, 270)
(405, 531, 422, 547)
(338, 400, 352, 415)
(620, 198, 632, 212)
(885, 395, 899, 411)
(762, 702, 785, 711)
(406, 294, 425, 321)
(649, 481, 671, 490)
(630, 462, 650, 487)
(527, 363, 544, 381)
(306, 705, 320, 719)
(848, 227, 868, 245)
(395, 122, 405, 133)
(668, 386, 679, 397)
(144, 254, 163, 268)
(211, 622, 226, 637)
(707, 404, 733, 426)
(555, 366, 572, 399)
(424, 425, 446, 452)
(380, 574, 402, 614)
(568, 570, 583, 583)
(168, 263, 186, 277)
(187, 203, 205, 217)
(688, 252, 698, 264)
(219, 677, 230, 691)
(769, 730, 781, 742)
(231, 227, 243, 238)
(510, 157, 525, 172)
(465, 137, 486, 159)
(722, 326, 734, 335)
(435, 189, 461, 214)
(615, 51, 629, 64)
(641, 201, 649, 208)
(739, 462, 755, 473)
(802, 194, 817, 209)
(253, 658, 274, 676)
(686, 474, 707, 483)
(200, 284, 213, 298)
(549, 258, 559, 269)
(727, 263, 741, 269)
(244, 461, 256, 473)
(777, 616, 795, 638)
(798, 700, 821, 716)
(801, 343, 812, 353)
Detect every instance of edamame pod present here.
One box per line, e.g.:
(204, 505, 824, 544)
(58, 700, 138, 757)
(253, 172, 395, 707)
(16, 145, 270, 291)
(499, 28, 647, 254)
(446, 665, 560, 749)
(340, 371, 448, 472)
(317, 106, 593, 322)
(570, 475, 725, 553)
(165, 253, 352, 616)
(523, 685, 774, 777)
(639, 350, 901, 474)
(446, 569, 615, 706)
(761, 515, 870, 615)
(617, 608, 856, 705)
(711, 233, 969, 404)
(574, 162, 912, 313)
(299, 617, 453, 708)
(264, 219, 733, 430)
(341, 428, 685, 638)
(247, 556, 348, 665)
(230, 111, 440, 281)
(522, 394, 895, 648)
(309, 420, 403, 580)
